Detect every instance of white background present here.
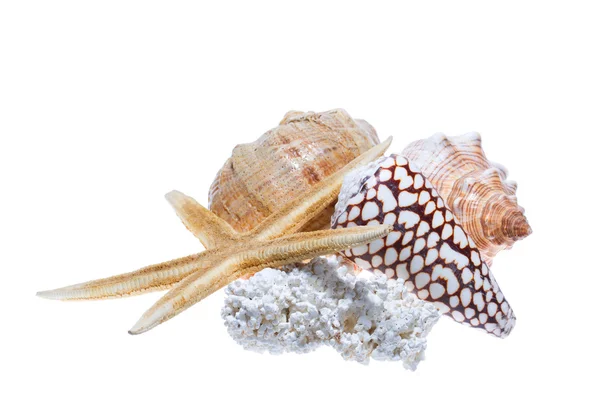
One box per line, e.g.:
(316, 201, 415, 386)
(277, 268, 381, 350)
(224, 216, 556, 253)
(1, 1, 598, 399)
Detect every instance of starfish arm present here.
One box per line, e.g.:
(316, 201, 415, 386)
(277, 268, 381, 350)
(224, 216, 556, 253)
(251, 137, 393, 241)
(128, 224, 392, 334)
(36, 250, 222, 300)
(165, 190, 238, 249)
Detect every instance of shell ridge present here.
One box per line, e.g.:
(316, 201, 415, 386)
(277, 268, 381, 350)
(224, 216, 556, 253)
(209, 109, 380, 232)
(400, 132, 531, 264)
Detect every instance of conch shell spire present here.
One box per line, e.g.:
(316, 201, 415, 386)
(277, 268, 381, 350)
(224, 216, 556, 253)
(401, 132, 531, 265)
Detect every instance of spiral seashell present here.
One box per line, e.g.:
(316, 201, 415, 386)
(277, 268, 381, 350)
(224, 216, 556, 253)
(331, 155, 516, 337)
(401, 132, 531, 265)
(208, 109, 380, 232)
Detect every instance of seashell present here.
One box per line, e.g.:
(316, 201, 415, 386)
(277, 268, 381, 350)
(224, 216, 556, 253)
(331, 154, 516, 338)
(401, 132, 531, 265)
(208, 109, 380, 233)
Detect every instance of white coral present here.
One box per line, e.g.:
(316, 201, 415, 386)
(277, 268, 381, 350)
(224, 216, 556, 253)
(221, 257, 440, 370)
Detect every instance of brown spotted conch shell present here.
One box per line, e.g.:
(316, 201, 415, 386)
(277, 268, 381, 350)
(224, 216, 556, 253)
(208, 109, 380, 232)
(331, 155, 516, 337)
(400, 132, 531, 265)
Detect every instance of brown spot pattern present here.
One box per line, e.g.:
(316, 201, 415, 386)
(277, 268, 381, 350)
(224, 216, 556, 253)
(332, 155, 516, 338)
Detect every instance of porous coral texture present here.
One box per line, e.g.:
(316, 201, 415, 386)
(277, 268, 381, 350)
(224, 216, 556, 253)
(221, 257, 440, 370)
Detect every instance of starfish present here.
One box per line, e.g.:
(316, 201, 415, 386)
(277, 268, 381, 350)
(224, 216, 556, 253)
(38, 137, 393, 334)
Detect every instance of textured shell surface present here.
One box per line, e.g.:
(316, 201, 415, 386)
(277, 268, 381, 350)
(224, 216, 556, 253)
(208, 109, 380, 233)
(401, 132, 531, 265)
(331, 154, 516, 338)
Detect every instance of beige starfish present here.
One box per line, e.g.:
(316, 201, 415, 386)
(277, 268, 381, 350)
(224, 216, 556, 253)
(38, 137, 393, 334)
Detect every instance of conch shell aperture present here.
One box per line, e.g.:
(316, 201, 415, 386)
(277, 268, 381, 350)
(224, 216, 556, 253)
(401, 132, 531, 265)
